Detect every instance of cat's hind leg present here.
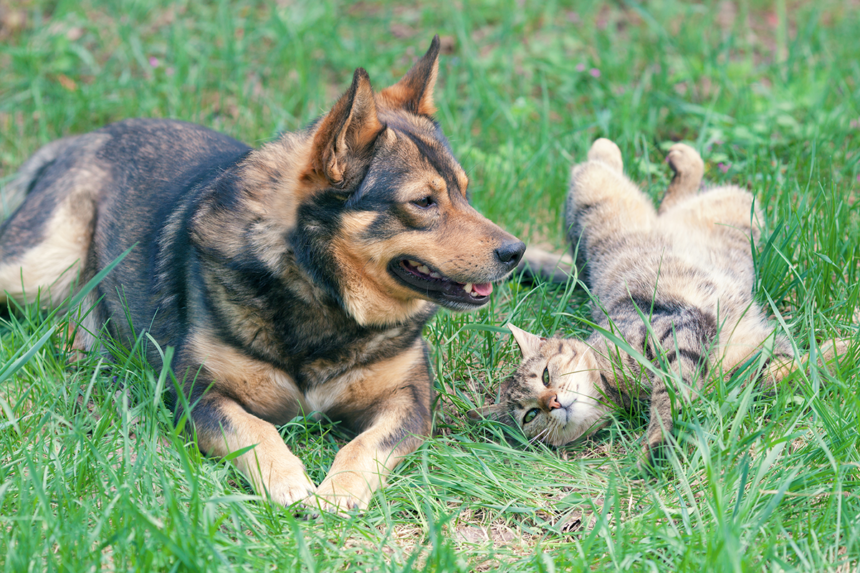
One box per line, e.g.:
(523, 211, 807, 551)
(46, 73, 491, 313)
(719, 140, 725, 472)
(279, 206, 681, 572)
(664, 185, 763, 297)
(658, 143, 704, 215)
(564, 138, 657, 273)
(659, 141, 761, 249)
(665, 185, 762, 240)
(586, 137, 624, 172)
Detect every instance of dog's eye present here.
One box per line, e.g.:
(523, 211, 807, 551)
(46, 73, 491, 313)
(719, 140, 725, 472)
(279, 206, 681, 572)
(523, 408, 539, 424)
(411, 196, 434, 208)
(542, 367, 550, 387)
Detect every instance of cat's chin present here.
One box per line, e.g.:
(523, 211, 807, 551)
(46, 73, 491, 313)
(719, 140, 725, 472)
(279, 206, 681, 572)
(544, 411, 609, 447)
(543, 394, 590, 444)
(549, 406, 572, 426)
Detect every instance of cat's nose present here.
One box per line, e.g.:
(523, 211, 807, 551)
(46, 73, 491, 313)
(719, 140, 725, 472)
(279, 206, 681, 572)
(546, 395, 562, 410)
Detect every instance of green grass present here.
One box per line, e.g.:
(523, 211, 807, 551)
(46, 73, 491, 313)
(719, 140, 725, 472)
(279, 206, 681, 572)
(2, 0, 860, 570)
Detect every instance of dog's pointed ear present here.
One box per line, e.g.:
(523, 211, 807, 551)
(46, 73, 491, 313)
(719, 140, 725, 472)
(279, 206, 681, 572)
(507, 323, 545, 358)
(379, 35, 440, 116)
(308, 67, 383, 187)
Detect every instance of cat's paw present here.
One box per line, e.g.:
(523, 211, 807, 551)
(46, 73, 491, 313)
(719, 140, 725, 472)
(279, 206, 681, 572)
(666, 143, 704, 182)
(635, 455, 658, 477)
(587, 138, 623, 173)
(636, 439, 672, 476)
(659, 143, 705, 213)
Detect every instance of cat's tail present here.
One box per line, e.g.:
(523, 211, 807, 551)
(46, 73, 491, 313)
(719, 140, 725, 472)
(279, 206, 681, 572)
(515, 246, 576, 284)
(764, 337, 854, 385)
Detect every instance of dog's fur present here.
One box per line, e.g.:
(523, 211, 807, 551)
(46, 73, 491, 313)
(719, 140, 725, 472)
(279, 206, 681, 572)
(0, 37, 525, 511)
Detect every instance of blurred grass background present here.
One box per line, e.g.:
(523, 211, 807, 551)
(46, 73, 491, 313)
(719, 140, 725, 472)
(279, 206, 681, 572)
(1, 0, 859, 571)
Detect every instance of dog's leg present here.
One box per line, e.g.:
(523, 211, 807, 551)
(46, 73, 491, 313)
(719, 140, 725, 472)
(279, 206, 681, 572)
(194, 394, 317, 506)
(0, 194, 96, 307)
(310, 343, 432, 512)
(184, 331, 316, 506)
(312, 407, 425, 512)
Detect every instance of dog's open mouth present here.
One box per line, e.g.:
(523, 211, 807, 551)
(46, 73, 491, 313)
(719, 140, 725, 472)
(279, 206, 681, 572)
(389, 257, 493, 308)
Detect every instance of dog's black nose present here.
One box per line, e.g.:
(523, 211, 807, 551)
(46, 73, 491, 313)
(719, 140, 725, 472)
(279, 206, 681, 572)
(495, 240, 526, 266)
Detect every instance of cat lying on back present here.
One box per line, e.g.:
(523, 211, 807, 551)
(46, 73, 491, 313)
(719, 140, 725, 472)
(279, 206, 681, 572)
(472, 138, 846, 468)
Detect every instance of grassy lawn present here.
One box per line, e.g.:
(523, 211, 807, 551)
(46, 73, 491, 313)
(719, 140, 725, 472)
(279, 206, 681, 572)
(2, 0, 859, 570)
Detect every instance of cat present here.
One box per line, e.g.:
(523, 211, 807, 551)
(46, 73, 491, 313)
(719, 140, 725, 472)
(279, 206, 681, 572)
(472, 138, 846, 468)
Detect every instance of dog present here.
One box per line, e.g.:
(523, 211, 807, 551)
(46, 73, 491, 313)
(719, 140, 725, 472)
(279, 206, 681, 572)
(0, 36, 525, 511)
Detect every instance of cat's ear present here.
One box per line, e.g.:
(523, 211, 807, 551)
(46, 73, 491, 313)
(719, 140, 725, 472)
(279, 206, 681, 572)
(507, 323, 546, 358)
(467, 404, 506, 423)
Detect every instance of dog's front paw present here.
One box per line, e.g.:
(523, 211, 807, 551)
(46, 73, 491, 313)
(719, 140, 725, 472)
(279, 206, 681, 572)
(264, 467, 317, 507)
(305, 474, 372, 515)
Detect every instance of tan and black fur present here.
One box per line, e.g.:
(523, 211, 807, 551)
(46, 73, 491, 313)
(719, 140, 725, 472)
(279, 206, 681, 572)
(0, 37, 525, 511)
(474, 138, 845, 468)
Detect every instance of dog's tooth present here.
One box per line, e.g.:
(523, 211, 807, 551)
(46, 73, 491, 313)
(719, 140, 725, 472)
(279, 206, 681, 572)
(408, 259, 419, 267)
(418, 265, 430, 274)
(470, 291, 478, 298)
(463, 283, 472, 293)
(429, 271, 441, 279)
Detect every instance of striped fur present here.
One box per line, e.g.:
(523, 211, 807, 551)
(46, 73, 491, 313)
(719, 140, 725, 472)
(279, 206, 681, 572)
(474, 139, 847, 469)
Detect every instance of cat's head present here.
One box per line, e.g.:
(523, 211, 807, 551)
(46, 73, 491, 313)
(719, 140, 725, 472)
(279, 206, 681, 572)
(469, 324, 610, 446)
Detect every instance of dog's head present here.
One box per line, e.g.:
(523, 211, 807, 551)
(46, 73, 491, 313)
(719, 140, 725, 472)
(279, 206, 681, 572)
(296, 36, 525, 326)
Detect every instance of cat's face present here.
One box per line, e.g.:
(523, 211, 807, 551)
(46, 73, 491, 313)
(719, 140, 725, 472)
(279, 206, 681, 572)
(470, 325, 610, 446)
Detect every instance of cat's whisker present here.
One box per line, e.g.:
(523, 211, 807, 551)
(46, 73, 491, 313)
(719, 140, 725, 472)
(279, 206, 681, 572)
(495, 138, 832, 468)
(530, 427, 550, 445)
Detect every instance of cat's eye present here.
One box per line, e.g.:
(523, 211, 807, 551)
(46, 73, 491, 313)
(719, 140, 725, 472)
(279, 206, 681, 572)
(542, 367, 550, 387)
(523, 408, 539, 424)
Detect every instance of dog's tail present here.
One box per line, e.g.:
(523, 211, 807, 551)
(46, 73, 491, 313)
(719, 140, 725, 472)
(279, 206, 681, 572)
(2, 135, 82, 220)
(515, 245, 577, 284)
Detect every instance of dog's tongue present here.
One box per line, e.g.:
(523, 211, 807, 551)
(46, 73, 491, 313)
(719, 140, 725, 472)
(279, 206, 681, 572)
(473, 283, 493, 297)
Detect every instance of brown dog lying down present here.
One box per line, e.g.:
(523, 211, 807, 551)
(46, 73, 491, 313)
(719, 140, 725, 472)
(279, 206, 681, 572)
(0, 37, 525, 511)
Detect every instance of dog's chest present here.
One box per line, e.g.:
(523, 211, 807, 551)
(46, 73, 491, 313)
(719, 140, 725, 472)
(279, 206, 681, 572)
(295, 325, 412, 386)
(234, 325, 417, 424)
